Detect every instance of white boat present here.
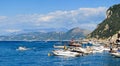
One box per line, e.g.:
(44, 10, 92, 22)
(103, 47, 110, 51)
(96, 46, 110, 51)
(75, 47, 92, 54)
(53, 45, 65, 49)
(67, 47, 93, 54)
(92, 49, 103, 53)
(16, 46, 29, 51)
(110, 52, 120, 57)
(91, 46, 104, 53)
(52, 50, 80, 57)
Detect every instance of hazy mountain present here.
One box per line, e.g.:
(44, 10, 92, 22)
(0, 27, 91, 41)
(63, 27, 91, 40)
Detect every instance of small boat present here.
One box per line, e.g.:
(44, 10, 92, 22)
(83, 47, 93, 54)
(69, 39, 81, 47)
(68, 47, 92, 54)
(92, 49, 103, 53)
(16, 46, 29, 51)
(91, 46, 104, 53)
(53, 45, 65, 49)
(69, 44, 81, 47)
(110, 48, 120, 57)
(103, 47, 110, 51)
(110, 52, 120, 57)
(52, 50, 80, 57)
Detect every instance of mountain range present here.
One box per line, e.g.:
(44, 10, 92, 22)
(0, 27, 91, 41)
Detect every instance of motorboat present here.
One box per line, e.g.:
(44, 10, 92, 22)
(67, 47, 92, 54)
(69, 44, 81, 47)
(91, 46, 104, 53)
(110, 48, 120, 57)
(69, 39, 81, 47)
(67, 47, 83, 53)
(16, 46, 29, 51)
(53, 45, 65, 49)
(52, 49, 80, 57)
(110, 52, 120, 57)
(78, 48, 91, 54)
(103, 47, 110, 51)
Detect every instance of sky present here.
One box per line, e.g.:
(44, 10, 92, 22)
(0, 0, 120, 35)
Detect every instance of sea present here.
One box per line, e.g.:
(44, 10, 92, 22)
(0, 41, 120, 66)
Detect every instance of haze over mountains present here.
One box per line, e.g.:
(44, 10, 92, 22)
(0, 27, 91, 41)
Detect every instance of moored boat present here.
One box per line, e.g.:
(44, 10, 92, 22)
(110, 52, 120, 57)
(53, 45, 65, 49)
(52, 50, 80, 57)
(91, 46, 104, 53)
(69, 44, 81, 47)
(69, 47, 92, 54)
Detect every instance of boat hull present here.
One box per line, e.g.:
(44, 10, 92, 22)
(52, 50, 80, 57)
(53, 45, 65, 49)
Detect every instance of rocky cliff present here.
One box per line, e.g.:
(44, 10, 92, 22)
(88, 4, 120, 41)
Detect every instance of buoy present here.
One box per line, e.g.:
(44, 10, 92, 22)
(48, 53, 51, 56)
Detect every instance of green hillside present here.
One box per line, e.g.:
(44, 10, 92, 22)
(88, 4, 120, 39)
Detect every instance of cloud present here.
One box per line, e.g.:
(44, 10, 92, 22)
(0, 16, 7, 20)
(5, 29, 22, 33)
(34, 7, 107, 29)
(0, 7, 107, 35)
(78, 7, 107, 16)
(38, 15, 55, 22)
(0, 16, 7, 22)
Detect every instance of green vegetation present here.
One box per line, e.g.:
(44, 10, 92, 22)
(89, 4, 120, 39)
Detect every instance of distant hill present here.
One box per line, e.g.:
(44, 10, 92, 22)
(63, 27, 90, 40)
(0, 27, 91, 41)
(88, 4, 120, 39)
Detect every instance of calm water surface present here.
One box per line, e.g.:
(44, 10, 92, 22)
(0, 41, 120, 66)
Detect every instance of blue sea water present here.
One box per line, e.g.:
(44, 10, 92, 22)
(0, 41, 120, 66)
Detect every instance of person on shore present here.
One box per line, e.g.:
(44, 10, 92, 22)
(109, 45, 113, 53)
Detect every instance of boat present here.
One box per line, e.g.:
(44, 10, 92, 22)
(69, 39, 81, 47)
(53, 45, 65, 49)
(68, 47, 92, 54)
(52, 49, 80, 57)
(110, 48, 120, 57)
(91, 46, 104, 53)
(110, 52, 120, 57)
(16, 46, 29, 51)
(69, 43, 81, 47)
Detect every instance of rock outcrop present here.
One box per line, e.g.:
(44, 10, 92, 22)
(88, 4, 120, 42)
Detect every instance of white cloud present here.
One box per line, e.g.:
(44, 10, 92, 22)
(0, 7, 107, 35)
(34, 7, 107, 29)
(78, 7, 107, 16)
(5, 29, 22, 33)
(0, 16, 7, 20)
(0, 16, 7, 22)
(38, 15, 55, 22)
